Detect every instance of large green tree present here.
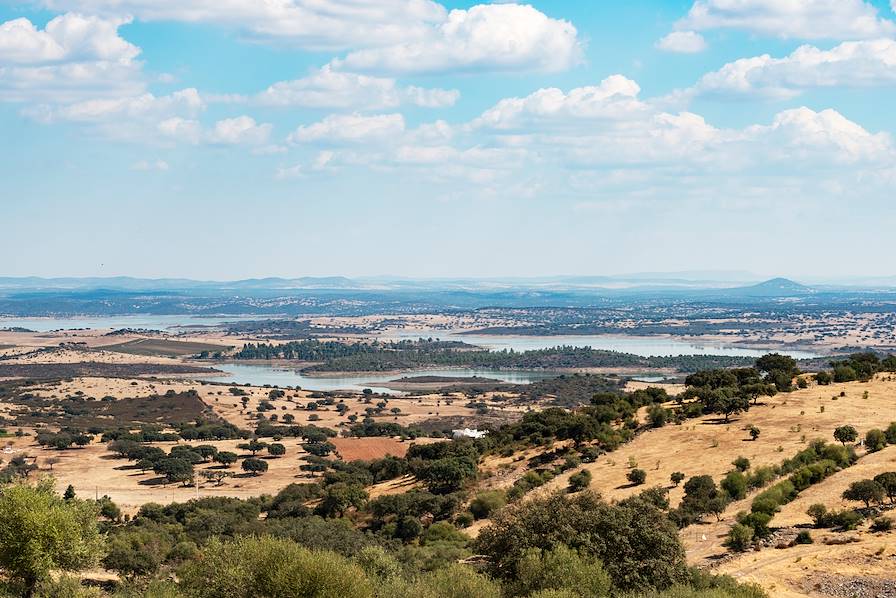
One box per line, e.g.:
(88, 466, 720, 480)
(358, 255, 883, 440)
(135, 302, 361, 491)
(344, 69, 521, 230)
(0, 480, 104, 595)
(474, 491, 687, 592)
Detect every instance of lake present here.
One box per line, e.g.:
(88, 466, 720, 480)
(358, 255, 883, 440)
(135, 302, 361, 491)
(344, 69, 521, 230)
(0, 315, 818, 360)
(209, 363, 557, 394)
(381, 331, 819, 359)
(1, 315, 819, 392)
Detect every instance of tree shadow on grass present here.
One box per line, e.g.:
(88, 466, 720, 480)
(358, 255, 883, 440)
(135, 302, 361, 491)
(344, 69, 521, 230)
(615, 482, 644, 490)
(138, 476, 169, 486)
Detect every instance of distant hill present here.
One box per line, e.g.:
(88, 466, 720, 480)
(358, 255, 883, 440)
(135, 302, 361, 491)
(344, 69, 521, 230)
(723, 278, 813, 297)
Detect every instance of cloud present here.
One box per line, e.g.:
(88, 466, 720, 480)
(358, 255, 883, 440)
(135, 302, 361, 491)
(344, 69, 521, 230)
(0, 13, 138, 64)
(471, 75, 649, 130)
(22, 87, 204, 142)
(157, 117, 201, 144)
(312, 150, 334, 170)
(656, 31, 707, 53)
(28, 88, 204, 123)
(689, 39, 896, 99)
(746, 107, 892, 163)
(254, 66, 458, 109)
(25, 88, 272, 147)
(208, 115, 272, 145)
(288, 113, 405, 144)
(675, 0, 896, 40)
(332, 4, 582, 75)
(37, 0, 446, 49)
(271, 75, 892, 207)
(37, 2, 581, 75)
(0, 13, 143, 102)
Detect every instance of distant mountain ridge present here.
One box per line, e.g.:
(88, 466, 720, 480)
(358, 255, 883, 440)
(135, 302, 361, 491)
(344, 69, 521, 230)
(0, 275, 865, 295)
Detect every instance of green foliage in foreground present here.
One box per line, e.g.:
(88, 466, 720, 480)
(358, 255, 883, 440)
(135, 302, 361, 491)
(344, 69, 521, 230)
(475, 491, 688, 592)
(0, 479, 104, 594)
(178, 536, 374, 598)
(0, 477, 768, 598)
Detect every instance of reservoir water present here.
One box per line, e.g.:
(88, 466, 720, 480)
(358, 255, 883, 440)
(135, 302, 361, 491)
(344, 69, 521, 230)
(1, 315, 820, 391)
(382, 331, 819, 359)
(209, 363, 557, 394)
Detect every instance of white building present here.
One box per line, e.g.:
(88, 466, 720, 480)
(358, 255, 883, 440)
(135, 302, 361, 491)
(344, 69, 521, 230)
(452, 428, 488, 439)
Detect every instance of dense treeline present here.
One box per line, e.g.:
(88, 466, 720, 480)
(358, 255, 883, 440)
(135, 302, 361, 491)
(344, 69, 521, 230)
(232, 338, 471, 361)
(232, 338, 756, 373)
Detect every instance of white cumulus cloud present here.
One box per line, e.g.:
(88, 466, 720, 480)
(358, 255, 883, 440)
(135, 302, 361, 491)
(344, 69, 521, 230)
(37, 0, 446, 49)
(472, 76, 649, 130)
(656, 31, 707, 53)
(690, 39, 896, 99)
(288, 113, 405, 144)
(37, 2, 581, 74)
(676, 0, 895, 40)
(208, 116, 272, 145)
(0, 13, 143, 102)
(0, 13, 138, 64)
(332, 3, 582, 75)
(254, 66, 458, 109)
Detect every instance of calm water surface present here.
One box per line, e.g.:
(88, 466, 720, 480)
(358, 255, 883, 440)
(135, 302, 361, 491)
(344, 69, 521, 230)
(210, 363, 556, 394)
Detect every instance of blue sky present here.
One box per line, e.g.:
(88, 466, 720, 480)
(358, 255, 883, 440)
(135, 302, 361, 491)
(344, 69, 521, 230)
(2, 0, 896, 279)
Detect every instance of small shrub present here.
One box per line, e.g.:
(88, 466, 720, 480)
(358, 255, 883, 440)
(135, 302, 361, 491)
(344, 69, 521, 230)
(725, 523, 754, 552)
(865, 428, 887, 452)
(732, 457, 750, 472)
(470, 491, 506, 520)
(627, 468, 646, 486)
(568, 469, 592, 493)
(871, 516, 893, 532)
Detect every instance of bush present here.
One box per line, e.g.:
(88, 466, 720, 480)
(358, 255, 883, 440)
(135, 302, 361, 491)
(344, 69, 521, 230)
(512, 545, 611, 598)
(178, 536, 373, 598)
(794, 530, 813, 545)
(670, 472, 685, 486)
(886, 422, 896, 445)
(469, 491, 506, 520)
(871, 516, 893, 532)
(725, 524, 754, 552)
(831, 510, 863, 531)
(455, 512, 474, 527)
(627, 468, 647, 486)
(407, 563, 502, 598)
(568, 469, 592, 492)
(745, 466, 777, 490)
(737, 512, 772, 539)
(647, 405, 669, 428)
(721, 471, 747, 501)
(732, 457, 750, 472)
(865, 429, 887, 452)
(807, 504, 828, 528)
